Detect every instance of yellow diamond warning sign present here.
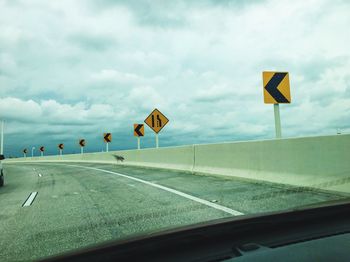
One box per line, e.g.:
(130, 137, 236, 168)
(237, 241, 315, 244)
(144, 109, 169, 134)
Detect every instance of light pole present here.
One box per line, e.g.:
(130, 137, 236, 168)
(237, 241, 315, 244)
(31, 147, 35, 158)
(0, 120, 4, 155)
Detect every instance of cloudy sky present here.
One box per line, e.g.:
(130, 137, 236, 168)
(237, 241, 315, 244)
(0, 0, 349, 157)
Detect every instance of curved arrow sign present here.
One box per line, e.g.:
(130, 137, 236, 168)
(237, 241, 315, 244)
(263, 71, 291, 104)
(79, 139, 86, 147)
(103, 133, 112, 143)
(134, 124, 144, 137)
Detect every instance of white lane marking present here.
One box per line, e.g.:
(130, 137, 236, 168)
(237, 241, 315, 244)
(38, 173, 42, 177)
(22, 192, 38, 207)
(65, 164, 244, 216)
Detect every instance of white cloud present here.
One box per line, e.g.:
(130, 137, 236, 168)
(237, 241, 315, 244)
(91, 69, 142, 83)
(0, 0, 350, 156)
(0, 97, 117, 126)
(0, 97, 42, 121)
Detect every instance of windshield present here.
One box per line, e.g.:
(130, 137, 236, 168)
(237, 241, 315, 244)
(0, 1, 349, 261)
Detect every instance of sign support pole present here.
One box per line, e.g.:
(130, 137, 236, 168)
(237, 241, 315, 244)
(81, 147, 83, 154)
(155, 134, 159, 148)
(106, 143, 109, 152)
(60, 149, 62, 156)
(274, 104, 282, 138)
(24, 153, 26, 158)
(137, 137, 140, 150)
(0, 120, 4, 155)
(41, 151, 43, 157)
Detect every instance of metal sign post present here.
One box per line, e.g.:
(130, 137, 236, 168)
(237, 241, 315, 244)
(144, 109, 169, 148)
(39, 146, 45, 157)
(31, 147, 35, 158)
(79, 139, 86, 154)
(103, 133, 112, 153)
(155, 134, 159, 148)
(58, 144, 64, 155)
(133, 124, 144, 149)
(262, 71, 291, 139)
(274, 104, 282, 138)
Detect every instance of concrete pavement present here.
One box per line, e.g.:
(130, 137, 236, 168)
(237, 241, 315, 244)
(0, 162, 346, 261)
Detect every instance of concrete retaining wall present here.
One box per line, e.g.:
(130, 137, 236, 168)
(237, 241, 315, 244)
(5, 134, 350, 193)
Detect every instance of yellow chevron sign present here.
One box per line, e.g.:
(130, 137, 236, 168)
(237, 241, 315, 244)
(104, 133, 112, 143)
(79, 139, 86, 147)
(263, 71, 291, 104)
(134, 124, 144, 137)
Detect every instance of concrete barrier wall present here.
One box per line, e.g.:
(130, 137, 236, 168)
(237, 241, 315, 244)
(16, 145, 195, 172)
(5, 134, 350, 193)
(193, 135, 350, 192)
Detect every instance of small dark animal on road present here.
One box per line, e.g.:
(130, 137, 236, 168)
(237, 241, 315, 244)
(113, 155, 125, 162)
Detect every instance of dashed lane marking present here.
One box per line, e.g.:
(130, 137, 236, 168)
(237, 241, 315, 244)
(22, 192, 38, 207)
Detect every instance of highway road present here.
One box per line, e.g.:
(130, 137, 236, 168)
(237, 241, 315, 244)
(0, 162, 346, 261)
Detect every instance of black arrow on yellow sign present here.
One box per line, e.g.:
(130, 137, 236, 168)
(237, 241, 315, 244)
(104, 133, 112, 143)
(264, 72, 290, 103)
(39, 146, 45, 152)
(58, 143, 64, 150)
(134, 124, 144, 137)
(79, 139, 86, 147)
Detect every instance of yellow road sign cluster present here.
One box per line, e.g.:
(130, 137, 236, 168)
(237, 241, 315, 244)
(20, 70, 294, 156)
(22, 109, 169, 155)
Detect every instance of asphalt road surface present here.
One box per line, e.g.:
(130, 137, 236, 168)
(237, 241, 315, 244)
(0, 162, 346, 261)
